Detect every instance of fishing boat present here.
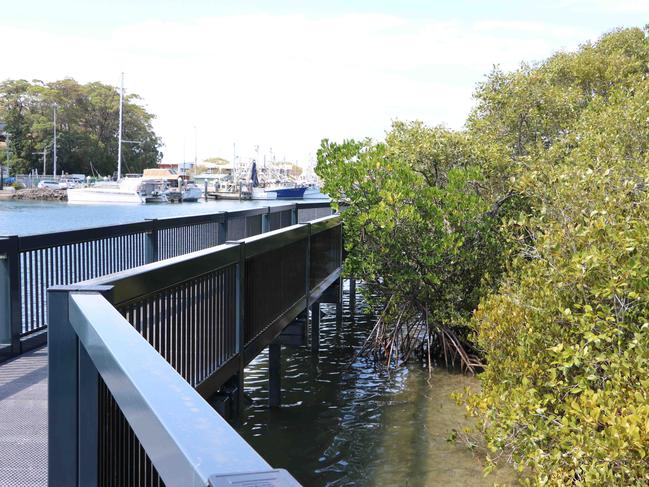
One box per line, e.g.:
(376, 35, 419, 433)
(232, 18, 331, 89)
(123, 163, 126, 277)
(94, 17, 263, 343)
(265, 185, 307, 199)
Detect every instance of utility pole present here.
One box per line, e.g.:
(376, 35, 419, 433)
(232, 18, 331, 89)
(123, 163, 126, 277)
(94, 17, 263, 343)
(53, 105, 58, 178)
(193, 125, 197, 168)
(0, 132, 6, 191)
(117, 72, 124, 181)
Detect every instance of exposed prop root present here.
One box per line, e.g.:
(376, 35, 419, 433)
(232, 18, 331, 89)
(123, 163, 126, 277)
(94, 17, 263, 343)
(355, 297, 484, 374)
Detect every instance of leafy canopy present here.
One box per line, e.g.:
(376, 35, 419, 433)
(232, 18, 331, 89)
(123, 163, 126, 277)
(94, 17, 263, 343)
(464, 27, 649, 485)
(0, 78, 162, 176)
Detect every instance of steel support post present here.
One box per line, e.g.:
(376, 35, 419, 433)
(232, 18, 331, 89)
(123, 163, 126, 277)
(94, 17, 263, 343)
(48, 288, 79, 486)
(335, 276, 343, 326)
(145, 219, 159, 263)
(261, 210, 270, 233)
(0, 236, 20, 358)
(218, 213, 229, 245)
(233, 242, 245, 417)
(291, 205, 298, 225)
(349, 278, 356, 316)
(268, 342, 281, 408)
(310, 302, 320, 353)
(49, 286, 112, 487)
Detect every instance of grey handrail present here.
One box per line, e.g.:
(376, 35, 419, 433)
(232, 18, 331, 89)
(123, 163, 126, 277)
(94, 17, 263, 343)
(69, 291, 287, 486)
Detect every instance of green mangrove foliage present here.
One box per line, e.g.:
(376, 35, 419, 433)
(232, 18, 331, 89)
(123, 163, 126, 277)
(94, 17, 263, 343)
(0, 78, 162, 176)
(465, 30, 649, 485)
(316, 123, 509, 371)
(317, 26, 649, 485)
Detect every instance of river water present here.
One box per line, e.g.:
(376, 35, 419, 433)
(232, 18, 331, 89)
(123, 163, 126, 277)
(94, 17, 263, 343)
(240, 287, 514, 486)
(0, 198, 319, 236)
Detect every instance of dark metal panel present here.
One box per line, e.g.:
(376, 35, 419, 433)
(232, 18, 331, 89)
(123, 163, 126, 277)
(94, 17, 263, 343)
(309, 215, 340, 236)
(19, 221, 153, 252)
(242, 297, 306, 365)
(307, 269, 341, 306)
(243, 236, 307, 344)
(309, 225, 342, 291)
(227, 217, 246, 241)
(245, 215, 262, 237)
(236, 224, 309, 259)
(154, 212, 225, 230)
(89, 244, 240, 306)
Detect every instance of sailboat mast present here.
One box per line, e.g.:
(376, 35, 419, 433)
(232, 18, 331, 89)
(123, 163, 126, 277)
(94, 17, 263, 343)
(117, 72, 124, 180)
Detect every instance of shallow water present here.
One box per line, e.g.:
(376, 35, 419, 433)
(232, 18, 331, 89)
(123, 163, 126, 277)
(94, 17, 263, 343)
(239, 289, 514, 486)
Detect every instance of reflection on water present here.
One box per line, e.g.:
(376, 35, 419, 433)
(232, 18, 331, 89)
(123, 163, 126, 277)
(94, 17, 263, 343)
(239, 287, 514, 486)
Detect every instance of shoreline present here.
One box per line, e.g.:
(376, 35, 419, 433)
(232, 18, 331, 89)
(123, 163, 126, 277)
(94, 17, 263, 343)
(11, 188, 68, 201)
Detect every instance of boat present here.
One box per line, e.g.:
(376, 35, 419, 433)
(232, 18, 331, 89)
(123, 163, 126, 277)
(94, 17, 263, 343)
(68, 175, 167, 204)
(303, 185, 329, 199)
(264, 185, 308, 199)
(142, 168, 201, 203)
(181, 181, 203, 202)
(252, 187, 277, 200)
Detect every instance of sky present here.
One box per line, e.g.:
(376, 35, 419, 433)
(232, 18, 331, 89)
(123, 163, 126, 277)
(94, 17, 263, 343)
(1, 0, 648, 167)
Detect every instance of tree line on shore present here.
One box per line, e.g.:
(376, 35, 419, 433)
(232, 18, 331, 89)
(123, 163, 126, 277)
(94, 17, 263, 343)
(316, 26, 649, 484)
(0, 78, 162, 177)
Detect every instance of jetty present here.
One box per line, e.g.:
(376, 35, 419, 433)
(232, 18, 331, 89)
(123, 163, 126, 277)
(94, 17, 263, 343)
(0, 202, 347, 486)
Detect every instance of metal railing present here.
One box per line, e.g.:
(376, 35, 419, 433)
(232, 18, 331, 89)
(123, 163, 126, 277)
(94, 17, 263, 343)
(0, 202, 333, 361)
(48, 214, 342, 486)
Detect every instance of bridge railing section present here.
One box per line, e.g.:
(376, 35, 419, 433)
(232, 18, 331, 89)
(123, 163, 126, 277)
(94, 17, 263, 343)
(0, 202, 332, 361)
(48, 214, 341, 486)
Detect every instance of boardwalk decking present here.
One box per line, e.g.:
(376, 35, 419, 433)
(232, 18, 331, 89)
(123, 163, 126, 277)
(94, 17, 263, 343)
(0, 348, 47, 487)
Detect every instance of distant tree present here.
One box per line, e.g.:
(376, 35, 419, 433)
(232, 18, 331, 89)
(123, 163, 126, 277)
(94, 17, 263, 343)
(0, 78, 162, 176)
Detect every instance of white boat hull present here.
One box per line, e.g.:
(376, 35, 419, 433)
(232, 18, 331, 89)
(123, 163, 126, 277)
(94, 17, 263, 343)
(303, 186, 329, 199)
(181, 186, 203, 202)
(67, 187, 145, 204)
(251, 187, 277, 200)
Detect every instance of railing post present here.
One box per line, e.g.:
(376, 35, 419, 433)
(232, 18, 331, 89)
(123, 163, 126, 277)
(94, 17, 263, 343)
(291, 204, 298, 225)
(336, 223, 344, 325)
(48, 285, 113, 487)
(0, 236, 21, 358)
(261, 208, 270, 233)
(145, 219, 159, 263)
(77, 286, 113, 487)
(48, 287, 79, 486)
(232, 241, 245, 417)
(218, 212, 229, 245)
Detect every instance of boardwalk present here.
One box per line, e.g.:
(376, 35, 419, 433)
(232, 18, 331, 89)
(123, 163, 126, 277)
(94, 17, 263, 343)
(0, 348, 47, 487)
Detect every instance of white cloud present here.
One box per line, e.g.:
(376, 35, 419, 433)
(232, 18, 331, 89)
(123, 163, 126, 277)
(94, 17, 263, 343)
(0, 14, 601, 165)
